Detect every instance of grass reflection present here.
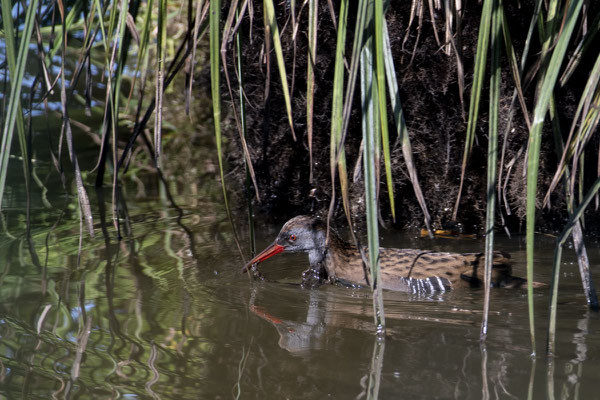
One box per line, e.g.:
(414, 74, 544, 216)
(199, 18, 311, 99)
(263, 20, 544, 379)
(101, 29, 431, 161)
(0, 172, 239, 398)
(0, 166, 599, 398)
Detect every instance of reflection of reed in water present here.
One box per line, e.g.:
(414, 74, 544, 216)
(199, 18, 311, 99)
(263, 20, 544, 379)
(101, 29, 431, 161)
(246, 285, 546, 399)
(556, 311, 592, 399)
(0, 184, 227, 398)
(248, 286, 487, 354)
(3, 174, 598, 399)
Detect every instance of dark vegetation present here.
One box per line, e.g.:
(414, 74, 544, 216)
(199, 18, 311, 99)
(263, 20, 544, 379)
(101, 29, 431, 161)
(225, 1, 600, 235)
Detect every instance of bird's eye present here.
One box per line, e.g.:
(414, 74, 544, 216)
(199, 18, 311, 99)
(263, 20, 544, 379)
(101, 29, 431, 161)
(289, 234, 297, 242)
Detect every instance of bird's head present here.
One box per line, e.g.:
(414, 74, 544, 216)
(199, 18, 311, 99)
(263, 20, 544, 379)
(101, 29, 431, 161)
(241, 216, 328, 273)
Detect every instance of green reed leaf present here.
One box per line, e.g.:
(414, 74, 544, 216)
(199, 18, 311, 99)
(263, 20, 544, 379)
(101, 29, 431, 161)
(559, 12, 600, 87)
(307, 0, 317, 183)
(499, 1, 530, 130)
(544, 51, 600, 205)
(481, 0, 501, 340)
(221, 0, 260, 202)
(453, 0, 493, 220)
(210, 0, 226, 206)
(329, 0, 350, 222)
(382, 17, 432, 235)
(210, 0, 245, 261)
(48, 0, 84, 59)
(547, 176, 600, 355)
(339, 0, 368, 150)
(154, 0, 167, 167)
(0, 0, 40, 211)
(235, 4, 255, 255)
(526, 0, 583, 356)
(129, 0, 157, 106)
(374, 0, 394, 222)
(548, 94, 598, 312)
(263, 0, 296, 140)
(361, 28, 385, 334)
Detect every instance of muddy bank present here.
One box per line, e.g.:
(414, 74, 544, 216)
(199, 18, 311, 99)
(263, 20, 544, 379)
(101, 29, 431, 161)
(217, 1, 600, 236)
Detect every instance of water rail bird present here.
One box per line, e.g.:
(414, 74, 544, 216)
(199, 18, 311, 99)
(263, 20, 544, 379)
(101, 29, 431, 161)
(242, 216, 532, 293)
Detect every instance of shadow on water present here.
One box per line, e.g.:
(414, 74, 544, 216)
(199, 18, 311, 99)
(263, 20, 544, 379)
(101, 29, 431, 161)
(1, 169, 600, 398)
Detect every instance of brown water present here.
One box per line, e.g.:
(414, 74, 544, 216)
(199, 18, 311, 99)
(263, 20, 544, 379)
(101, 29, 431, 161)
(1, 171, 599, 400)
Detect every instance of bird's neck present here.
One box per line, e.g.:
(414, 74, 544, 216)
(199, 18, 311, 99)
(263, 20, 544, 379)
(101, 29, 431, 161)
(308, 249, 326, 266)
(309, 229, 357, 279)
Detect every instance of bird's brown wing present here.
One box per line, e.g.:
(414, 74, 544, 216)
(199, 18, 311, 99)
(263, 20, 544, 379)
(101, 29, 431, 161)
(379, 249, 514, 289)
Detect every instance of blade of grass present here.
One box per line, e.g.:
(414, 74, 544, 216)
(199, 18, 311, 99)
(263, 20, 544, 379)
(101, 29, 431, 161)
(128, 0, 157, 110)
(211, 0, 246, 262)
(32, 18, 54, 95)
(57, 0, 94, 237)
(548, 94, 598, 310)
(230, 0, 250, 38)
(107, 0, 119, 44)
(497, 0, 542, 220)
(426, 0, 442, 48)
(547, 176, 600, 355)
(26, 78, 42, 251)
(443, 0, 466, 117)
(374, 0, 395, 222)
(408, 0, 424, 66)
(0, 0, 40, 211)
(481, 0, 501, 341)
(154, 0, 167, 167)
(382, 18, 432, 236)
(401, 0, 419, 62)
(499, 1, 531, 130)
(186, 0, 204, 113)
(289, 0, 303, 100)
(328, 0, 370, 245)
(221, 0, 260, 202)
(307, 0, 317, 183)
(366, 338, 385, 400)
(556, 105, 592, 293)
(339, 0, 368, 155)
(361, 29, 385, 335)
(48, 0, 84, 59)
(17, 19, 34, 225)
(328, 0, 350, 228)
(211, 0, 227, 209)
(111, 0, 133, 231)
(402, 0, 419, 56)
(263, 0, 296, 140)
(559, 11, 600, 87)
(578, 153, 584, 209)
(526, 0, 583, 356)
(452, 0, 494, 221)
(90, 0, 117, 177)
(93, 0, 110, 54)
(62, 9, 92, 94)
(544, 51, 600, 205)
(119, 30, 202, 171)
(235, 4, 255, 256)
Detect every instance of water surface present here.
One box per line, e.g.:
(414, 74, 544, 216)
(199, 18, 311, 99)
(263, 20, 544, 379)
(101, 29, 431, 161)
(1, 173, 599, 400)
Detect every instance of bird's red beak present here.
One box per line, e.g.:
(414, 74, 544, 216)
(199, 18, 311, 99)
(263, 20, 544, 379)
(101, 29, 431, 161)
(241, 242, 285, 273)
